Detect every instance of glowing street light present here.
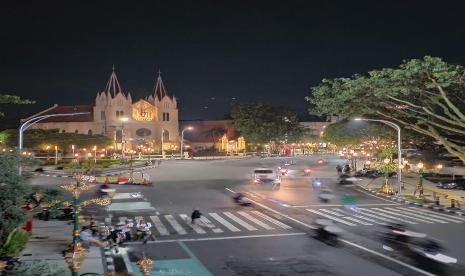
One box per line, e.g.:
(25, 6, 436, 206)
(416, 161, 424, 199)
(181, 126, 193, 159)
(55, 145, 58, 165)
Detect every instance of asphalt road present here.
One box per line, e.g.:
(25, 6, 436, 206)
(31, 156, 465, 275)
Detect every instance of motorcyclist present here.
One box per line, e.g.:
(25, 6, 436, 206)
(191, 209, 202, 225)
(136, 219, 152, 244)
(107, 223, 125, 254)
(233, 193, 245, 204)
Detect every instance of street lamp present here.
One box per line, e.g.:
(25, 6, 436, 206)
(353, 152, 358, 171)
(180, 127, 193, 159)
(120, 117, 129, 158)
(92, 146, 97, 163)
(54, 145, 58, 165)
(18, 112, 90, 175)
(161, 128, 166, 158)
(46, 145, 51, 160)
(61, 177, 111, 276)
(417, 161, 424, 199)
(71, 145, 75, 158)
(354, 118, 403, 194)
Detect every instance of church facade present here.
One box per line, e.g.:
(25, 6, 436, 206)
(26, 69, 180, 153)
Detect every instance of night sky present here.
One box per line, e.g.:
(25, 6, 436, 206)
(1, 0, 464, 124)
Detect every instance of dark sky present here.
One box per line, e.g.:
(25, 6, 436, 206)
(1, 0, 464, 123)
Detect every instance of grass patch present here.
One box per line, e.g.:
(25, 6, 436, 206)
(0, 229, 30, 257)
(402, 195, 434, 204)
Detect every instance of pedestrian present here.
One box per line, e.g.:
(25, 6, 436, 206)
(122, 219, 134, 241)
(80, 226, 107, 248)
(107, 223, 125, 254)
(191, 209, 202, 225)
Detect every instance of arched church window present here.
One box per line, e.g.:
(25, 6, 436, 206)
(88, 129, 93, 135)
(101, 111, 105, 120)
(163, 130, 169, 141)
(166, 112, 170, 121)
(120, 110, 124, 116)
(162, 112, 166, 121)
(116, 111, 120, 118)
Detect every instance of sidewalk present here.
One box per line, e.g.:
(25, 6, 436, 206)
(356, 172, 465, 210)
(21, 219, 105, 275)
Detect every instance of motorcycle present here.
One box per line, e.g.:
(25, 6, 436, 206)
(304, 168, 311, 176)
(312, 219, 343, 246)
(318, 189, 334, 203)
(232, 194, 252, 206)
(379, 224, 456, 274)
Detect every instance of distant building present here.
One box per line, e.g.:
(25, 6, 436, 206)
(24, 69, 179, 153)
(180, 120, 245, 153)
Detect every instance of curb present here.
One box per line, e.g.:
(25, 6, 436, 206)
(33, 165, 158, 178)
(355, 184, 465, 216)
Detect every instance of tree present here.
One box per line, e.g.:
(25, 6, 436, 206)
(0, 94, 35, 117)
(203, 127, 227, 141)
(231, 102, 306, 144)
(0, 129, 113, 151)
(322, 119, 396, 147)
(0, 153, 31, 249)
(307, 56, 465, 163)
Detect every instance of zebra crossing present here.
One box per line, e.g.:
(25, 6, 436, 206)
(306, 206, 465, 227)
(107, 210, 293, 237)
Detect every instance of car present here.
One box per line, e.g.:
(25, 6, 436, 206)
(338, 174, 357, 185)
(437, 179, 465, 190)
(252, 168, 281, 184)
(317, 159, 325, 165)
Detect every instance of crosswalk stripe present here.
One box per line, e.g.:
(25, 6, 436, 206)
(251, 211, 292, 229)
(384, 208, 448, 224)
(319, 209, 372, 225)
(149, 216, 169, 236)
(399, 207, 463, 223)
(165, 215, 187, 235)
(179, 214, 207, 234)
(371, 208, 433, 224)
(237, 211, 274, 230)
(358, 208, 417, 224)
(208, 213, 241, 232)
(405, 207, 465, 223)
(223, 212, 258, 231)
(199, 217, 223, 233)
(306, 209, 356, 226)
(350, 209, 396, 223)
(333, 208, 385, 225)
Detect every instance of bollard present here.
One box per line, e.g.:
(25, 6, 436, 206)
(451, 199, 456, 209)
(433, 192, 440, 205)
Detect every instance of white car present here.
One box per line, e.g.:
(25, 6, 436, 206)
(252, 168, 281, 184)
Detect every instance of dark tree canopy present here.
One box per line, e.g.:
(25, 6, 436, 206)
(307, 56, 465, 162)
(0, 129, 113, 151)
(231, 102, 305, 144)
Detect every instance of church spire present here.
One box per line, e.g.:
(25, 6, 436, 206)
(153, 69, 168, 100)
(103, 65, 123, 97)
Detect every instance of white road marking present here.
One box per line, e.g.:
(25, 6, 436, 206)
(357, 208, 418, 224)
(352, 209, 397, 223)
(200, 216, 223, 233)
(180, 214, 207, 234)
(208, 213, 241, 232)
(405, 207, 465, 222)
(319, 209, 372, 225)
(149, 216, 169, 236)
(341, 239, 436, 276)
(306, 209, 356, 226)
(371, 208, 434, 224)
(291, 203, 399, 208)
(165, 215, 187, 235)
(384, 207, 448, 224)
(124, 232, 306, 244)
(237, 211, 274, 230)
(224, 187, 437, 276)
(223, 212, 258, 231)
(333, 208, 385, 225)
(251, 211, 292, 229)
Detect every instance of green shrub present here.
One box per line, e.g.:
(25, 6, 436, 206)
(0, 229, 30, 257)
(2, 260, 66, 276)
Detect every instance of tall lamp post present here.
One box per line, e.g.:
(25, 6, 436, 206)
(180, 127, 193, 159)
(120, 117, 129, 159)
(161, 128, 166, 158)
(61, 177, 111, 276)
(417, 162, 424, 199)
(54, 145, 58, 165)
(354, 118, 403, 194)
(18, 112, 89, 175)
